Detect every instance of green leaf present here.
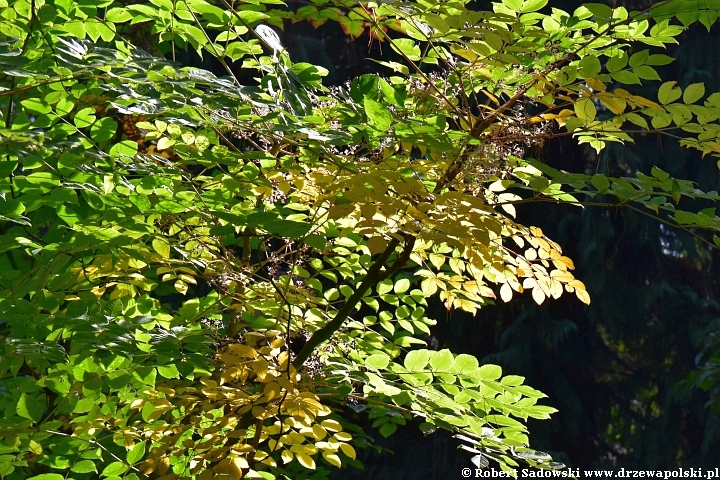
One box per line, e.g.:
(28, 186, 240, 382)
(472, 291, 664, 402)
(633, 65, 660, 81)
(651, 166, 670, 181)
(429, 349, 454, 372)
(404, 350, 431, 371)
(132, 367, 157, 386)
(453, 354, 479, 373)
(391, 38, 421, 61)
(377, 279, 393, 295)
(157, 364, 179, 379)
(606, 53, 628, 72)
(394, 278, 411, 294)
(611, 70, 640, 85)
(89, 117, 117, 143)
(366, 353, 390, 370)
(364, 97, 392, 131)
(73, 107, 96, 128)
(101, 461, 129, 477)
(109, 140, 139, 157)
(246, 212, 312, 237)
(658, 81, 682, 104)
(304, 234, 326, 250)
(671, 179, 681, 204)
(521, 0, 547, 13)
(501, 375, 525, 386)
(477, 364, 502, 380)
(578, 55, 601, 78)
(71, 460, 98, 474)
(574, 98, 597, 122)
(17, 393, 44, 422)
(21, 98, 52, 114)
(683, 83, 705, 104)
(591, 174, 610, 192)
(580, 3, 612, 21)
(629, 50, 649, 68)
(105, 7, 133, 22)
(127, 441, 146, 464)
(28, 475, 65, 480)
(645, 54, 675, 66)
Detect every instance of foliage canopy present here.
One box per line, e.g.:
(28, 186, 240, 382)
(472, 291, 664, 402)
(3, 0, 720, 478)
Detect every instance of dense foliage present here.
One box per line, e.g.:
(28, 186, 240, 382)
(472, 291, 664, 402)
(4, 0, 720, 478)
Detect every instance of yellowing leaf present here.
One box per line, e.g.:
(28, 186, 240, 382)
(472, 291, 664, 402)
(157, 136, 176, 150)
(152, 238, 171, 259)
(574, 98, 597, 123)
(421, 277, 440, 295)
(281, 450, 293, 464)
(429, 253, 445, 269)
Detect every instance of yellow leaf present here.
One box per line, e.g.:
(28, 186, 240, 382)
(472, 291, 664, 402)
(429, 253, 445, 269)
(550, 270, 574, 282)
(160, 273, 175, 282)
(339, 442, 356, 459)
(327, 203, 355, 219)
(421, 277, 440, 295)
(281, 450, 293, 464)
(334, 431, 352, 442)
(322, 451, 342, 468)
(296, 452, 316, 469)
(178, 274, 196, 285)
(530, 226, 543, 237)
(321, 419, 342, 432)
(550, 280, 563, 299)
(531, 287, 546, 305)
(232, 456, 249, 469)
(499, 283, 512, 303)
(157, 456, 170, 475)
(585, 77, 607, 91)
(174, 279, 188, 295)
(360, 203, 376, 219)
(312, 424, 327, 440)
(367, 236, 388, 255)
(229, 344, 258, 358)
(576, 287, 591, 305)
(598, 95, 626, 115)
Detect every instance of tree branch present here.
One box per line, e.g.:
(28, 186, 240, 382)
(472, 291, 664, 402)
(292, 236, 414, 368)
